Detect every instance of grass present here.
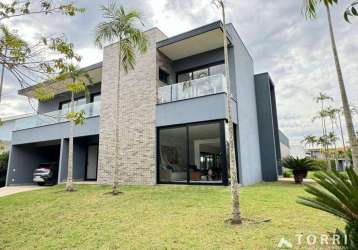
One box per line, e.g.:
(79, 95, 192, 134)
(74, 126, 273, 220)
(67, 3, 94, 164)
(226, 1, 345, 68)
(0, 182, 343, 250)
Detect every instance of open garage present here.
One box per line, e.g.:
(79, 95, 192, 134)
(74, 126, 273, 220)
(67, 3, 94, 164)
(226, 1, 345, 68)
(6, 140, 61, 185)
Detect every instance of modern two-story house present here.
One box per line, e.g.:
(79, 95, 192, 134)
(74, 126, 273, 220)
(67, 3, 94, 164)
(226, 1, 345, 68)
(5, 21, 284, 186)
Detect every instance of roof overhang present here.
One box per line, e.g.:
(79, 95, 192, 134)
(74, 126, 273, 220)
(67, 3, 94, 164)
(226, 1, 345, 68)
(19, 62, 103, 99)
(157, 21, 232, 61)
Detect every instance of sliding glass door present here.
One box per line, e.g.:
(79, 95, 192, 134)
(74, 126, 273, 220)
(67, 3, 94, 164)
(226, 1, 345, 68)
(158, 121, 228, 185)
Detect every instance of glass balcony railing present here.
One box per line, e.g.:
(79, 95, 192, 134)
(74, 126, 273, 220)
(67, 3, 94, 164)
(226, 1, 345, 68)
(157, 74, 227, 104)
(14, 101, 101, 131)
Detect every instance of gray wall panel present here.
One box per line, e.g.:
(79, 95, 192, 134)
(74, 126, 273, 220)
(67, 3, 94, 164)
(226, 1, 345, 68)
(12, 116, 99, 145)
(227, 24, 263, 186)
(156, 94, 229, 127)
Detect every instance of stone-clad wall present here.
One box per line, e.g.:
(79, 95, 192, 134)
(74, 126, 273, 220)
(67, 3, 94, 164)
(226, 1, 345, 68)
(97, 28, 167, 185)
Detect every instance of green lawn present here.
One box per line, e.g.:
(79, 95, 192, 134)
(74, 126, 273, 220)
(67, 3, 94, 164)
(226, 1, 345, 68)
(0, 182, 343, 250)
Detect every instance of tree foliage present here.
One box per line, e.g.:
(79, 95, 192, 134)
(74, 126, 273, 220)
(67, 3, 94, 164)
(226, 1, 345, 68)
(303, 0, 358, 22)
(0, 1, 85, 20)
(0, 0, 85, 106)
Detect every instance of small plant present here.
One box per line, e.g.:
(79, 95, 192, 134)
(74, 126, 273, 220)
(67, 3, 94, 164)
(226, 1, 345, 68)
(0, 151, 9, 187)
(281, 156, 318, 184)
(298, 168, 358, 249)
(282, 170, 292, 178)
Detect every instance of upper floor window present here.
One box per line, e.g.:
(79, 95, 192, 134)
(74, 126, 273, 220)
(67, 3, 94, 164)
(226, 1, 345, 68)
(176, 62, 224, 83)
(91, 93, 101, 103)
(159, 69, 169, 84)
(59, 97, 86, 111)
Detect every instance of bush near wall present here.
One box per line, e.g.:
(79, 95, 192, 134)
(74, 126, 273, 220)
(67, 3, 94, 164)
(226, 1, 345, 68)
(0, 152, 9, 187)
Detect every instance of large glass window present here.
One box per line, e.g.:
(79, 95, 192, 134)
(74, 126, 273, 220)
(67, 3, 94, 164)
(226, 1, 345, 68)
(188, 123, 223, 183)
(59, 97, 86, 112)
(176, 62, 224, 83)
(158, 121, 227, 184)
(159, 127, 187, 183)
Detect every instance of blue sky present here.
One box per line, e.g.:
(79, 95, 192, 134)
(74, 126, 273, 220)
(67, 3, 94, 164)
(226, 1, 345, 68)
(1, 0, 358, 145)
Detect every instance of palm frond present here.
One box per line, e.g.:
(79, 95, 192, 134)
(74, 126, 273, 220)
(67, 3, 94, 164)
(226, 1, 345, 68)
(120, 38, 135, 73)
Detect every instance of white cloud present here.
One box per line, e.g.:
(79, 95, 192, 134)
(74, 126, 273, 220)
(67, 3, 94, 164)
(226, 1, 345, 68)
(1, 0, 358, 147)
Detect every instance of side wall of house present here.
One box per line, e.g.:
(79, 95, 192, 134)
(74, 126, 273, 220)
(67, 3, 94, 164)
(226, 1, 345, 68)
(254, 73, 279, 181)
(97, 28, 167, 185)
(228, 24, 263, 186)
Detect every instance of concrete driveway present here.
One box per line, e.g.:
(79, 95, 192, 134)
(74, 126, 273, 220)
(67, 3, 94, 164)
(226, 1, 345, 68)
(0, 186, 47, 198)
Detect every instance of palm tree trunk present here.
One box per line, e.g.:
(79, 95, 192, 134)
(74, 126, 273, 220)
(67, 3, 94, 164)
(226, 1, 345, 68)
(113, 40, 121, 195)
(336, 112, 346, 151)
(325, 5, 358, 173)
(331, 119, 338, 169)
(220, 0, 241, 224)
(113, 42, 121, 195)
(66, 92, 75, 191)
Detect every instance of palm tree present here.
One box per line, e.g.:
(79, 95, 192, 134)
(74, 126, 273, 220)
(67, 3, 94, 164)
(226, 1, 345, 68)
(55, 65, 92, 191)
(303, 0, 358, 173)
(214, 0, 241, 224)
(317, 134, 331, 170)
(95, 1, 148, 195)
(312, 109, 329, 154)
(301, 135, 317, 157)
(326, 107, 340, 162)
(314, 93, 332, 138)
(298, 168, 358, 248)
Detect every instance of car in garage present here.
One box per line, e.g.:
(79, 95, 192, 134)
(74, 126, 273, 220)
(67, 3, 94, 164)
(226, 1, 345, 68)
(33, 162, 58, 186)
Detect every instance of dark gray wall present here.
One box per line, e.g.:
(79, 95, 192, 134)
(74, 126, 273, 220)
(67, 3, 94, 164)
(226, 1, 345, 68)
(73, 139, 86, 180)
(38, 83, 101, 114)
(58, 136, 99, 182)
(12, 116, 99, 145)
(254, 73, 279, 181)
(59, 139, 69, 182)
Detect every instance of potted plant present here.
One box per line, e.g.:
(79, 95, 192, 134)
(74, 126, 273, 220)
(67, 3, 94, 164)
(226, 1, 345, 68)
(282, 156, 318, 184)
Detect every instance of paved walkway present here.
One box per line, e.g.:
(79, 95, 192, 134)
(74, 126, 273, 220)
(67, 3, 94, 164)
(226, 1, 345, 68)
(0, 186, 47, 198)
(279, 177, 315, 184)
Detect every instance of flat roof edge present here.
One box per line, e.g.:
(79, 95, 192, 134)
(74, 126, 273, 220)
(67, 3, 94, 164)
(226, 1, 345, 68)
(18, 61, 103, 96)
(156, 20, 223, 48)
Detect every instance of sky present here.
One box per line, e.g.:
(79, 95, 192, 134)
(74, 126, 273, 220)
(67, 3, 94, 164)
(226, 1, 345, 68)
(1, 0, 358, 146)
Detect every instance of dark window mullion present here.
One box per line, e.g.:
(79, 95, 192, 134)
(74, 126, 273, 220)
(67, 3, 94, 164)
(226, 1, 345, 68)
(221, 121, 228, 185)
(186, 125, 190, 184)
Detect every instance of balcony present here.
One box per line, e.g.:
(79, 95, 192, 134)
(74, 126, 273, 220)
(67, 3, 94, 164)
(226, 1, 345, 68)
(14, 101, 100, 131)
(157, 74, 226, 104)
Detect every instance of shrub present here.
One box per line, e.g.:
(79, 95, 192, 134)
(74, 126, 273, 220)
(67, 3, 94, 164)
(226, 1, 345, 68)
(298, 168, 358, 249)
(282, 170, 292, 178)
(0, 151, 9, 187)
(282, 156, 319, 184)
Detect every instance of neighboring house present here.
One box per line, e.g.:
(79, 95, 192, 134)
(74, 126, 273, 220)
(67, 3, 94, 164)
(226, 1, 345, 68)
(306, 147, 350, 171)
(0, 114, 32, 153)
(6, 21, 282, 186)
(279, 130, 290, 159)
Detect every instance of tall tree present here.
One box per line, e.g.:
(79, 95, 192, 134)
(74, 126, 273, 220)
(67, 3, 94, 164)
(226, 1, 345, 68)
(214, 0, 241, 224)
(0, 1, 85, 101)
(36, 65, 92, 191)
(95, 1, 148, 195)
(301, 135, 317, 157)
(304, 0, 358, 173)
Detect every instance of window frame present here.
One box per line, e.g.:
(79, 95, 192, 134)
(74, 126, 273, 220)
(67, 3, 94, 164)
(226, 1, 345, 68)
(175, 61, 224, 83)
(156, 119, 229, 186)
